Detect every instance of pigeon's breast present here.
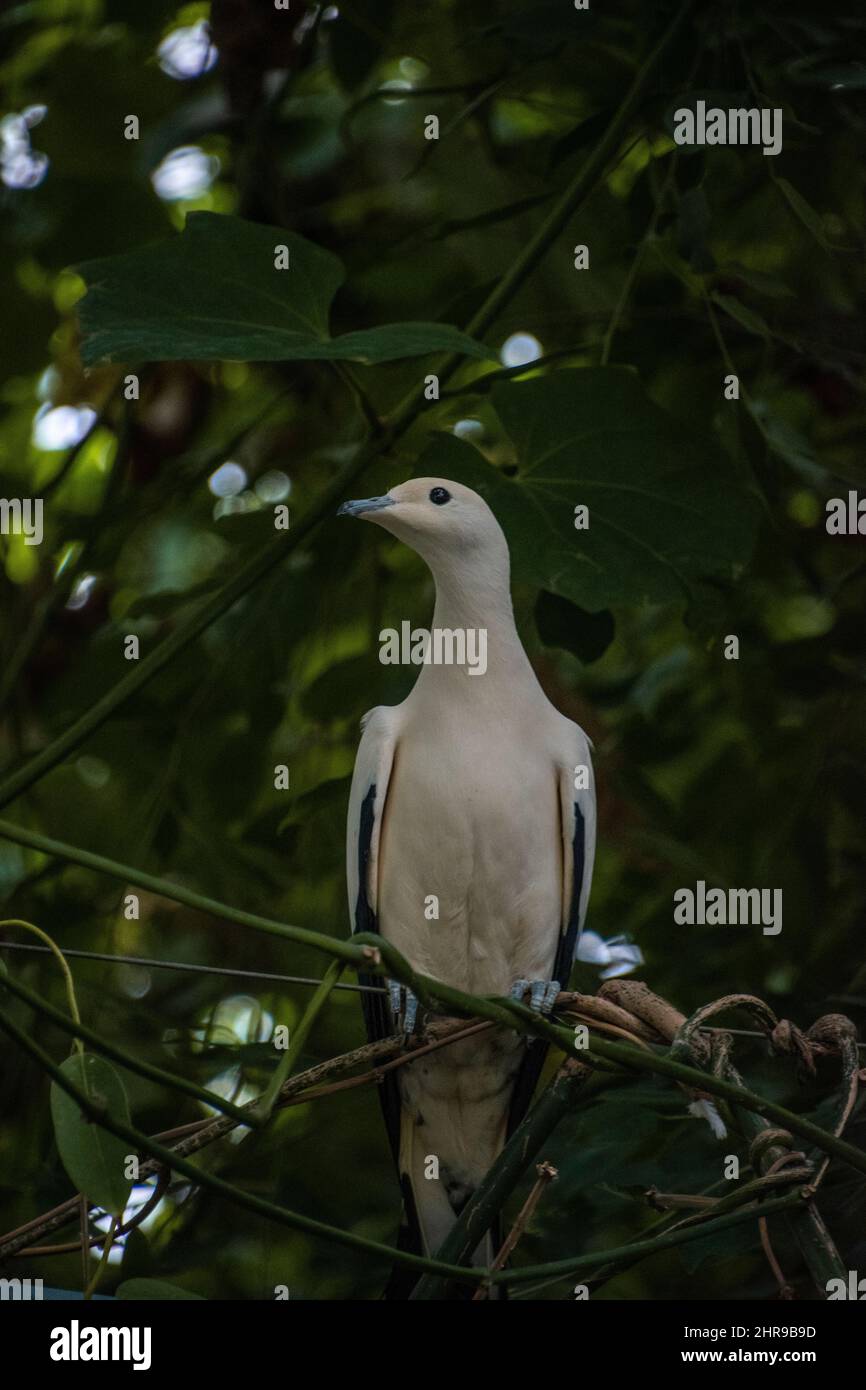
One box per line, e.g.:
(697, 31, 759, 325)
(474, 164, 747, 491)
(377, 715, 562, 997)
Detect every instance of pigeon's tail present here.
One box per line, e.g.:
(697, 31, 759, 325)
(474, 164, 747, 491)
(382, 1092, 506, 1299)
(382, 1187, 500, 1301)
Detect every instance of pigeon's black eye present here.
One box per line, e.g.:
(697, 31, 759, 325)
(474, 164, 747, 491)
(429, 487, 451, 505)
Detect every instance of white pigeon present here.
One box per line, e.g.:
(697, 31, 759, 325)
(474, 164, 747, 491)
(339, 477, 596, 1283)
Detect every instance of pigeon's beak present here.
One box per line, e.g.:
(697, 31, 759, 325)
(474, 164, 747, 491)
(337, 495, 395, 518)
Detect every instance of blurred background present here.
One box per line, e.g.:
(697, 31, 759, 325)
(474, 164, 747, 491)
(0, 0, 864, 1299)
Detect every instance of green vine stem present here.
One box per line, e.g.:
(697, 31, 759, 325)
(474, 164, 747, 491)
(0, 1001, 489, 1285)
(252, 959, 344, 1121)
(1, 815, 862, 1180)
(0, 966, 264, 1128)
(0, 998, 814, 1294)
(493, 1191, 805, 1289)
(0, 918, 83, 1058)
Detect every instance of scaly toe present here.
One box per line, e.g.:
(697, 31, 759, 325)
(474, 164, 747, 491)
(388, 981, 419, 1035)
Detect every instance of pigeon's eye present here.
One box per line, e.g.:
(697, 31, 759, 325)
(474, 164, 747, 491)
(429, 487, 451, 506)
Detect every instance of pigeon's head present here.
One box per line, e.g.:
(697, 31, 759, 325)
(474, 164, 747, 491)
(337, 478, 508, 573)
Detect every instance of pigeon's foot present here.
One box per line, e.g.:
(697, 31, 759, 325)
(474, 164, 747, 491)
(388, 981, 420, 1035)
(510, 979, 561, 1015)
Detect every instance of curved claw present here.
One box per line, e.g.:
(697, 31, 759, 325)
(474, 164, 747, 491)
(510, 978, 561, 1015)
(388, 981, 420, 1034)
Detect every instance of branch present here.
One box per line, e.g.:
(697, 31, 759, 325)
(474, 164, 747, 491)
(1, 819, 862, 1183)
(606, 981, 852, 1295)
(0, 1019, 490, 1260)
(0, 1002, 488, 1285)
(493, 1191, 805, 1289)
(471, 1160, 559, 1300)
(0, 817, 373, 963)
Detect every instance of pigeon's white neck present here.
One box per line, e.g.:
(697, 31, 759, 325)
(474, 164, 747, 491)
(414, 544, 540, 693)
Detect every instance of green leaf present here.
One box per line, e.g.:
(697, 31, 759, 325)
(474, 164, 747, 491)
(322, 323, 493, 366)
(785, 56, 866, 90)
(76, 213, 492, 367)
(416, 369, 760, 611)
(718, 265, 795, 299)
(774, 178, 832, 251)
(534, 590, 615, 663)
(50, 1053, 133, 1216)
(711, 292, 770, 339)
(748, 401, 826, 485)
(549, 107, 613, 171)
(477, 0, 599, 52)
(676, 187, 715, 273)
(116, 1278, 205, 1300)
(329, 0, 394, 90)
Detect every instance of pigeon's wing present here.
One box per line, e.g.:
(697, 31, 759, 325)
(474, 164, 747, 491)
(347, 704, 401, 1158)
(554, 724, 597, 981)
(507, 724, 596, 1137)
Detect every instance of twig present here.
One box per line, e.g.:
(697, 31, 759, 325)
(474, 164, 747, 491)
(78, 1197, 88, 1291)
(472, 1161, 558, 1301)
(0, 919, 83, 1057)
(454, 0, 697, 349)
(17, 1167, 169, 1258)
(492, 1192, 805, 1288)
(83, 1215, 118, 1300)
(758, 1153, 807, 1300)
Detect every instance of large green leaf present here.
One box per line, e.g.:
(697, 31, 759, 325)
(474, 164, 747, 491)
(329, 0, 394, 90)
(416, 369, 760, 611)
(774, 178, 833, 252)
(534, 589, 615, 663)
(76, 212, 492, 367)
(50, 1053, 133, 1216)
